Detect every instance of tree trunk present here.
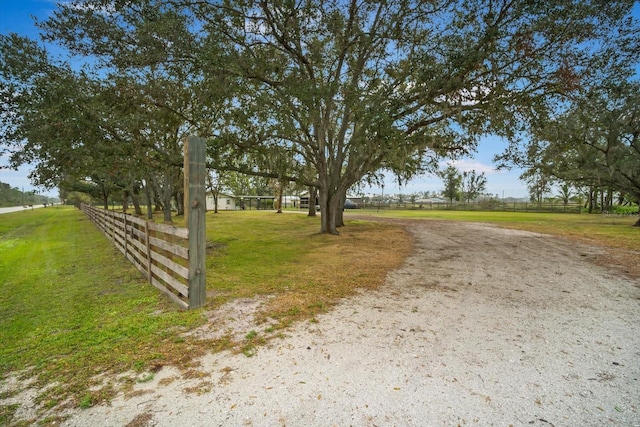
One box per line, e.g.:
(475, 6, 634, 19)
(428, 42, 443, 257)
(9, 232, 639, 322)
(318, 186, 341, 235)
(605, 188, 613, 211)
(335, 188, 347, 228)
(152, 173, 173, 223)
(634, 216, 640, 227)
(276, 181, 284, 213)
(205, 172, 220, 213)
(329, 192, 342, 231)
(144, 183, 153, 220)
(122, 190, 129, 214)
(153, 183, 163, 212)
(307, 186, 317, 217)
(163, 204, 172, 222)
(618, 192, 626, 205)
(175, 191, 184, 216)
(318, 186, 333, 234)
(130, 184, 143, 216)
(162, 184, 172, 223)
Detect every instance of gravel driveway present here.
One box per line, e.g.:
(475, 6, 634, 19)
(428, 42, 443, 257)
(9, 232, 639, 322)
(51, 221, 640, 426)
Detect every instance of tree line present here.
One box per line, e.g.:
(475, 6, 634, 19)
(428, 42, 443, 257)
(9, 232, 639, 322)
(0, 182, 58, 207)
(1, 0, 638, 231)
(497, 81, 640, 221)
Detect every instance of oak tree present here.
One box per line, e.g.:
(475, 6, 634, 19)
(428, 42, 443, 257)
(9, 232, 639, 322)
(191, 0, 636, 233)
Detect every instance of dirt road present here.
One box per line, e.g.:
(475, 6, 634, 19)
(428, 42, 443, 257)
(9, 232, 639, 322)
(41, 221, 640, 425)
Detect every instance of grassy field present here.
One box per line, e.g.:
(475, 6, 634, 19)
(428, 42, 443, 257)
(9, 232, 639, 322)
(1, 205, 638, 424)
(0, 207, 206, 423)
(352, 208, 640, 252)
(202, 210, 410, 325)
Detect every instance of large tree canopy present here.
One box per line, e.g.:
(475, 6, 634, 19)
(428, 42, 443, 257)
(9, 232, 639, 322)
(188, 0, 639, 233)
(504, 81, 640, 223)
(2, 0, 638, 233)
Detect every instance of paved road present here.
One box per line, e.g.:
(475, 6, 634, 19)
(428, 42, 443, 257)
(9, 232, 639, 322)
(0, 204, 47, 215)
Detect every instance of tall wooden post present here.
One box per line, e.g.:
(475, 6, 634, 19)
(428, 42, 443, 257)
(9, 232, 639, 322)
(184, 136, 207, 309)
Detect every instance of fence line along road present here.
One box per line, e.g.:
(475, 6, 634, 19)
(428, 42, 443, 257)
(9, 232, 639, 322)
(81, 204, 191, 310)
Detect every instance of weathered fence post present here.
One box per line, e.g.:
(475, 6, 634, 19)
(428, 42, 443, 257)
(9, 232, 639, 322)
(123, 213, 128, 259)
(184, 136, 207, 309)
(110, 210, 116, 243)
(144, 221, 152, 283)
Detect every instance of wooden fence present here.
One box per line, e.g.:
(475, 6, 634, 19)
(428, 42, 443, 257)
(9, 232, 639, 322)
(81, 204, 191, 310)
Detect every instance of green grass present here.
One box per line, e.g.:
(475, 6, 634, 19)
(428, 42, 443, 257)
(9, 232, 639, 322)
(204, 210, 325, 298)
(201, 210, 411, 325)
(351, 209, 640, 251)
(0, 207, 204, 415)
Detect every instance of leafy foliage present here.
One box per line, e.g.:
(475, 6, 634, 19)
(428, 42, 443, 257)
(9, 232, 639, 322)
(1, 0, 638, 231)
(461, 170, 487, 202)
(438, 165, 462, 203)
(502, 81, 640, 221)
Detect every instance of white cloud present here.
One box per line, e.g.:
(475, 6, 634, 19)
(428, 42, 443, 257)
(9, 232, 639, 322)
(442, 159, 498, 175)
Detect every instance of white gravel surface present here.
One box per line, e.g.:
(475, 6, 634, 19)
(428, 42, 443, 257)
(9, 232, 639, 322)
(8, 220, 640, 426)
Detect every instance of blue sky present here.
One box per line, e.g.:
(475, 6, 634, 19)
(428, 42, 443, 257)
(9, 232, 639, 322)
(1, 1, 531, 199)
(362, 135, 528, 199)
(0, 0, 59, 197)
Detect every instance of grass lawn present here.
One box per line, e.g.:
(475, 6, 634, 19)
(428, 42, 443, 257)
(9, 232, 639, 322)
(0, 207, 206, 422)
(202, 210, 410, 325)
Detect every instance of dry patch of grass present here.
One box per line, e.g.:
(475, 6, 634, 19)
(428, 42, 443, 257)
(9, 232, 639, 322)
(189, 212, 413, 354)
(259, 220, 412, 326)
(586, 247, 640, 280)
(124, 412, 154, 427)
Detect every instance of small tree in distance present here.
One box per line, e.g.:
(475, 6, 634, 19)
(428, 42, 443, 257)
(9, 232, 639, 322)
(461, 170, 487, 203)
(557, 183, 573, 209)
(526, 171, 552, 207)
(438, 165, 462, 205)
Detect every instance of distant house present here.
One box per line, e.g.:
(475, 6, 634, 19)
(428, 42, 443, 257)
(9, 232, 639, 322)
(414, 197, 447, 207)
(282, 195, 300, 208)
(206, 193, 237, 211)
(299, 191, 363, 209)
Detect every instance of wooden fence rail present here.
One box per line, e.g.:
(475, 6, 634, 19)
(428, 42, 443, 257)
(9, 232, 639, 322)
(81, 203, 191, 310)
